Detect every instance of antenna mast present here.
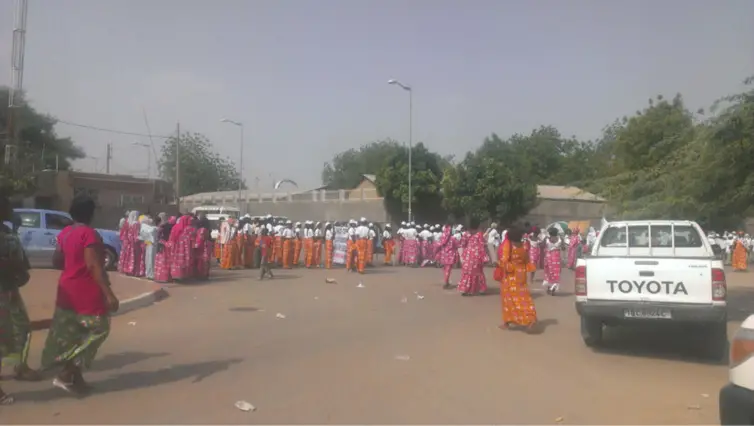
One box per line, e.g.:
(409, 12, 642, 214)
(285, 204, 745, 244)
(6, 0, 29, 168)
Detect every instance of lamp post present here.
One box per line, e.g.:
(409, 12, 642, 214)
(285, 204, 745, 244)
(387, 78, 413, 222)
(220, 118, 245, 213)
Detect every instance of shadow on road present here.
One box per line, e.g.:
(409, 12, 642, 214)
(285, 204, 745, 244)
(90, 351, 171, 372)
(14, 358, 245, 403)
(727, 286, 754, 323)
(592, 325, 727, 366)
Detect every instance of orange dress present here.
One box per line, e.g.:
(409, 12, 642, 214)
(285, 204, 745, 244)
(498, 240, 538, 327)
(383, 239, 394, 264)
(732, 239, 748, 271)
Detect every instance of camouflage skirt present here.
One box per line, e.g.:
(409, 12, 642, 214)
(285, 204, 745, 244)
(0, 290, 32, 367)
(41, 308, 110, 371)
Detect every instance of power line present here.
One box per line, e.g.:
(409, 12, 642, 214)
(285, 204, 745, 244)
(55, 119, 173, 139)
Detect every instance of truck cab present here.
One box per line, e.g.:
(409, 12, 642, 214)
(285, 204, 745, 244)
(574, 220, 728, 360)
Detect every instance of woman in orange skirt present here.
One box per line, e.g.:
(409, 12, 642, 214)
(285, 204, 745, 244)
(732, 232, 748, 271)
(497, 225, 538, 330)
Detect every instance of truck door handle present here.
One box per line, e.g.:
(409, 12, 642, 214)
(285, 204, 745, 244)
(635, 260, 659, 266)
(639, 271, 655, 277)
(43, 232, 54, 236)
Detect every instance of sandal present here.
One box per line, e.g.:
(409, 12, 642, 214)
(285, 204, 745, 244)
(0, 393, 14, 405)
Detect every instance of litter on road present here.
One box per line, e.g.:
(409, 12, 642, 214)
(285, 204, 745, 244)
(357, 282, 365, 288)
(325, 278, 337, 284)
(394, 355, 410, 361)
(275, 313, 286, 319)
(235, 401, 256, 412)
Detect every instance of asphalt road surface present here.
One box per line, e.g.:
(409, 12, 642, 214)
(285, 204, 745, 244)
(3, 265, 751, 424)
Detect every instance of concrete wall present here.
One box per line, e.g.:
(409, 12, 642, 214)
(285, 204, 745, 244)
(181, 189, 387, 223)
(522, 198, 608, 229)
(181, 189, 610, 227)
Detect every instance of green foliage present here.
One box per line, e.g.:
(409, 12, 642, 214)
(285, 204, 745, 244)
(375, 143, 446, 222)
(0, 87, 85, 195)
(321, 140, 404, 189)
(442, 150, 538, 224)
(158, 132, 245, 196)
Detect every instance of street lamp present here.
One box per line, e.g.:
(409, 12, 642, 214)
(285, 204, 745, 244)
(132, 142, 151, 179)
(387, 78, 413, 222)
(220, 118, 245, 213)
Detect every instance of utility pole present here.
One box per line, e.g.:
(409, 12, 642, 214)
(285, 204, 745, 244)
(175, 122, 181, 213)
(105, 143, 112, 174)
(6, 0, 29, 171)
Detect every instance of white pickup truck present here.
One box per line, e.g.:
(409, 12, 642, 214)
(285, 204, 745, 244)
(574, 220, 728, 360)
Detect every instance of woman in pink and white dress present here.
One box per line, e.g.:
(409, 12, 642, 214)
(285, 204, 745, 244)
(543, 227, 564, 295)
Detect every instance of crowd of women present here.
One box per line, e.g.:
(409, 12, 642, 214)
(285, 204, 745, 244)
(410, 219, 594, 331)
(116, 211, 214, 283)
(0, 194, 119, 403)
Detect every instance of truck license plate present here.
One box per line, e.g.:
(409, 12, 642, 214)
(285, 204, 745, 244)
(623, 308, 672, 319)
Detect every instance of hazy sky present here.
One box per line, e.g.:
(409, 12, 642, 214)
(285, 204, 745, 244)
(0, 0, 752, 191)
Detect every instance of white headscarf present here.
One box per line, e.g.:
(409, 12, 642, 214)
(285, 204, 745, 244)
(128, 211, 140, 225)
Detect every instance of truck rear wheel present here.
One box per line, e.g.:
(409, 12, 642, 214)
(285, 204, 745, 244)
(581, 317, 604, 347)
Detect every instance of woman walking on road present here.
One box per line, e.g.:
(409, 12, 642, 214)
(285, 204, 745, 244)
(436, 222, 459, 289)
(457, 218, 489, 296)
(0, 192, 38, 404)
(42, 195, 119, 394)
(497, 225, 538, 331)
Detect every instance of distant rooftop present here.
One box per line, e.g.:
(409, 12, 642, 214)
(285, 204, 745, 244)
(537, 185, 605, 202)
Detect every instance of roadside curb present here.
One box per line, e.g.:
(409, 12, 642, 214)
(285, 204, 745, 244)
(29, 287, 170, 331)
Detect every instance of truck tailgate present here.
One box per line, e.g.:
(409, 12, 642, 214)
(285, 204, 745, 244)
(586, 257, 713, 304)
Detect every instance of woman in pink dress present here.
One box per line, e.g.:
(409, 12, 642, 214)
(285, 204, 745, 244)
(122, 211, 140, 275)
(436, 223, 459, 289)
(526, 227, 541, 283)
(153, 217, 174, 283)
(117, 212, 131, 273)
(543, 227, 564, 295)
(566, 228, 581, 269)
(194, 216, 213, 280)
(457, 218, 489, 296)
(170, 215, 196, 281)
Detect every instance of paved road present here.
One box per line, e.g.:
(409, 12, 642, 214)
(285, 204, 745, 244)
(3, 265, 751, 424)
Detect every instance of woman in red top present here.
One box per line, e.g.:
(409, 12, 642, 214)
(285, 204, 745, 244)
(41, 195, 119, 394)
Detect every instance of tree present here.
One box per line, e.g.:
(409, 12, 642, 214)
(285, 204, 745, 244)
(375, 142, 447, 222)
(442, 147, 538, 225)
(0, 88, 85, 193)
(158, 132, 245, 196)
(321, 140, 404, 189)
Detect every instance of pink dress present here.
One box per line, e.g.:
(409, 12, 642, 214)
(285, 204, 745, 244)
(436, 226, 459, 266)
(171, 224, 196, 280)
(457, 232, 489, 294)
(117, 223, 130, 273)
(567, 234, 581, 269)
(194, 228, 212, 280)
(154, 240, 171, 282)
(128, 222, 144, 277)
(543, 238, 562, 286)
(402, 238, 418, 265)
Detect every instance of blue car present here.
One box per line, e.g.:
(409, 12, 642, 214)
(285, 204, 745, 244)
(8, 208, 122, 270)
